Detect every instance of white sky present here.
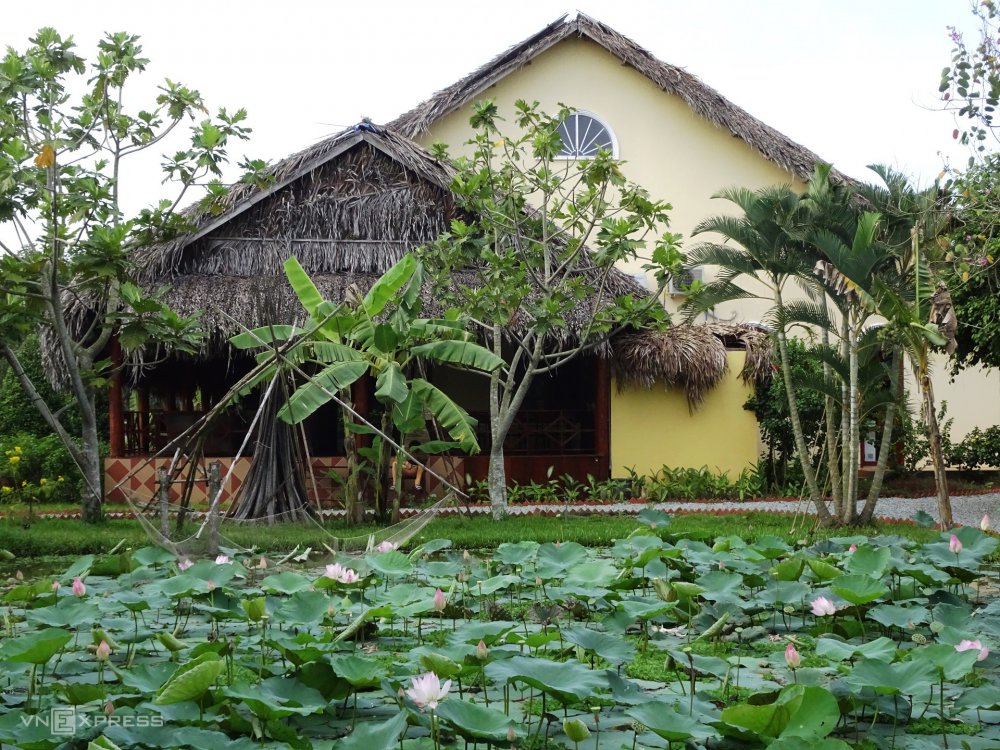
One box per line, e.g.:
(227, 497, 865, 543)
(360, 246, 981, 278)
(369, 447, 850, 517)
(1, 0, 982, 218)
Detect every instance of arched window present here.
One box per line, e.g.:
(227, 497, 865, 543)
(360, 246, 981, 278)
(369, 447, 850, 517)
(556, 112, 618, 158)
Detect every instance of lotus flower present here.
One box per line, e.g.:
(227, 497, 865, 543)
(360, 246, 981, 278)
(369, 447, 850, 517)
(810, 596, 836, 617)
(95, 640, 111, 662)
(178, 558, 193, 571)
(785, 643, 801, 669)
(52, 580, 60, 592)
(848, 544, 857, 553)
(215, 554, 231, 565)
(956, 639, 990, 661)
(206, 580, 216, 592)
(339, 568, 360, 584)
(14, 570, 23, 581)
(982, 513, 991, 532)
(376, 541, 397, 553)
(325, 563, 344, 580)
(72, 577, 86, 597)
(406, 671, 451, 710)
(949, 535, 963, 554)
(257, 556, 268, 569)
(476, 640, 489, 661)
(103, 701, 114, 716)
(433, 588, 446, 612)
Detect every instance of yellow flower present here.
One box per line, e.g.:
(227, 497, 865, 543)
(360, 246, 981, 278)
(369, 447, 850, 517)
(57, 476, 64, 482)
(34, 144, 55, 168)
(9, 456, 20, 464)
(21, 480, 27, 487)
(1, 487, 11, 493)
(39, 478, 47, 485)
(14, 446, 22, 454)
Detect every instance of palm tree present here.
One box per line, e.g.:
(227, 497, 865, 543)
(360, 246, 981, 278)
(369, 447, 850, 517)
(682, 185, 834, 524)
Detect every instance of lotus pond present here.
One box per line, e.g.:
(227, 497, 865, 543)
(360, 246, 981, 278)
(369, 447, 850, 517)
(0, 514, 998, 749)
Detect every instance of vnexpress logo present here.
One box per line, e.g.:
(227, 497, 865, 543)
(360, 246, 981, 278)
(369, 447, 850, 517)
(21, 708, 163, 736)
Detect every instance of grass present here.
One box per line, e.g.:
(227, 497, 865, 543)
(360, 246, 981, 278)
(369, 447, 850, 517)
(0, 510, 945, 562)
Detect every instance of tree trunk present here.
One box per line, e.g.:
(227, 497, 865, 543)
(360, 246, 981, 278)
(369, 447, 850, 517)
(842, 328, 860, 525)
(858, 348, 900, 525)
(774, 293, 833, 524)
(488, 439, 507, 519)
(821, 325, 843, 518)
(921, 368, 954, 529)
(79, 392, 104, 523)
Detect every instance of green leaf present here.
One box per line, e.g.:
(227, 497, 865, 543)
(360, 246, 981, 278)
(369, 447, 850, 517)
(436, 700, 518, 742)
(721, 684, 840, 742)
(273, 591, 329, 626)
(562, 626, 636, 665)
(410, 340, 503, 372)
(626, 702, 714, 742)
(332, 712, 408, 749)
(284, 257, 324, 317)
(230, 325, 302, 350)
(330, 654, 386, 687)
(485, 655, 606, 703)
(847, 657, 937, 695)
(829, 574, 888, 605)
(375, 362, 408, 404)
(154, 653, 224, 704)
(364, 550, 412, 577)
(260, 571, 312, 595)
(278, 360, 368, 423)
(411, 378, 479, 453)
(815, 636, 897, 663)
(362, 254, 416, 317)
(846, 546, 891, 578)
(0, 627, 72, 664)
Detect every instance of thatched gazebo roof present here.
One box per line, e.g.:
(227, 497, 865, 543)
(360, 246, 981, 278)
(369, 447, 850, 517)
(391, 13, 849, 186)
(612, 323, 773, 408)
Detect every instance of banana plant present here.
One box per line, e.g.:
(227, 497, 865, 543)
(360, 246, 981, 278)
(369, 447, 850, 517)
(233, 254, 503, 522)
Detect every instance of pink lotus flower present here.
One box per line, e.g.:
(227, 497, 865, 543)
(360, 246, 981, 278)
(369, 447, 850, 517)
(810, 596, 836, 617)
(476, 640, 489, 661)
(52, 580, 60, 592)
(215, 554, 231, 565)
(376, 541, 397, 553)
(324, 563, 344, 580)
(103, 700, 114, 716)
(785, 643, 801, 669)
(95, 640, 111, 662)
(72, 577, 86, 597)
(433, 588, 447, 612)
(14, 570, 23, 581)
(339, 568, 360, 584)
(178, 558, 193, 571)
(982, 514, 991, 532)
(406, 671, 451, 710)
(956, 639, 990, 661)
(206, 580, 216, 592)
(848, 544, 857, 553)
(949, 535, 963, 554)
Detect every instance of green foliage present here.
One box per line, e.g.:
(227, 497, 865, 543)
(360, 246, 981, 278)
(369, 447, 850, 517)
(940, 6, 1000, 154)
(0, 433, 84, 502)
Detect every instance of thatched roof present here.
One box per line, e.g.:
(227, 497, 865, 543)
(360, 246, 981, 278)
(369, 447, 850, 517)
(391, 13, 849, 186)
(612, 323, 773, 408)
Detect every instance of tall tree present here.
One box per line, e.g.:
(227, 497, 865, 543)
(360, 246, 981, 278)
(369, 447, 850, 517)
(0, 29, 259, 521)
(682, 184, 834, 524)
(422, 101, 680, 518)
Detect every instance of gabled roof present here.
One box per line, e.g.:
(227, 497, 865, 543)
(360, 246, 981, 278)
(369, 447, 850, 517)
(138, 122, 456, 282)
(390, 13, 847, 185)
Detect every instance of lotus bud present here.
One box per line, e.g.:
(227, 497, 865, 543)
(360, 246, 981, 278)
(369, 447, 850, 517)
(949, 534, 963, 554)
(535, 576, 543, 588)
(463, 549, 471, 563)
(103, 700, 114, 716)
(258, 556, 268, 569)
(52, 580, 60, 592)
(982, 513, 991, 532)
(784, 643, 801, 669)
(95, 640, 111, 662)
(848, 544, 857, 553)
(72, 577, 86, 597)
(563, 717, 591, 743)
(178, 558, 193, 571)
(215, 554, 230, 565)
(433, 588, 447, 612)
(206, 580, 216, 591)
(14, 570, 23, 581)
(507, 725, 517, 742)
(476, 639, 489, 661)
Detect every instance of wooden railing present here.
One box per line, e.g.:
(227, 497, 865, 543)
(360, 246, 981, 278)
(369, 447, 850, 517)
(469, 409, 594, 455)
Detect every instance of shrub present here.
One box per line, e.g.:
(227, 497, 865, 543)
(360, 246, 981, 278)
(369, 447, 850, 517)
(0, 433, 83, 502)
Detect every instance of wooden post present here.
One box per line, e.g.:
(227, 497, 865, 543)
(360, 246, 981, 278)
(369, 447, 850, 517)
(207, 461, 221, 556)
(108, 337, 125, 457)
(351, 375, 371, 449)
(594, 355, 611, 479)
(157, 467, 170, 538)
(137, 388, 150, 455)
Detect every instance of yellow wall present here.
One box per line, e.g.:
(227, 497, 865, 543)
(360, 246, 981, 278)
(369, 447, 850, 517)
(610, 351, 759, 478)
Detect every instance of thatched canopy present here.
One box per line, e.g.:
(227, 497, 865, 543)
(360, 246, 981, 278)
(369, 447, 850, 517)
(612, 323, 773, 408)
(391, 13, 849, 186)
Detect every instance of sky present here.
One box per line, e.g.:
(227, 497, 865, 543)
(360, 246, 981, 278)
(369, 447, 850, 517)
(0, 0, 982, 217)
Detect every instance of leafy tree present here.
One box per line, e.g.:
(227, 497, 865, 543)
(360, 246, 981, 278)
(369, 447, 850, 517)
(233, 255, 502, 523)
(421, 101, 680, 518)
(682, 184, 834, 523)
(941, 1, 1000, 155)
(0, 30, 259, 521)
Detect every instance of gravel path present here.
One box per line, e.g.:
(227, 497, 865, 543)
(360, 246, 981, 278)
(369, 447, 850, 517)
(491, 492, 1000, 527)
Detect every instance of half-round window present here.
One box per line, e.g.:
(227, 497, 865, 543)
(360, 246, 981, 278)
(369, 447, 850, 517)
(556, 112, 618, 158)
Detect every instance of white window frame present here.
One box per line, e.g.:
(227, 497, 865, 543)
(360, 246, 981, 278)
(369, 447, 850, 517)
(554, 110, 619, 159)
